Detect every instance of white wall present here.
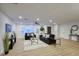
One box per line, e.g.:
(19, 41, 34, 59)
(51, 24, 60, 39)
(59, 21, 79, 41)
(15, 24, 41, 39)
(15, 24, 55, 39)
(0, 11, 15, 55)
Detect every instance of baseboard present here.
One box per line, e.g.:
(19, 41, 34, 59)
(59, 37, 65, 39)
(59, 37, 68, 39)
(60, 38, 76, 41)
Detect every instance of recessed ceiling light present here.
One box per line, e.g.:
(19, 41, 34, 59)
(36, 18, 39, 21)
(19, 16, 23, 19)
(49, 19, 52, 23)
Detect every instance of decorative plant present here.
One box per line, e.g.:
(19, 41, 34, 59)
(40, 26, 45, 35)
(40, 26, 45, 31)
(3, 32, 9, 54)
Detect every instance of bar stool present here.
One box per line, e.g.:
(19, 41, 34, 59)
(54, 38, 61, 47)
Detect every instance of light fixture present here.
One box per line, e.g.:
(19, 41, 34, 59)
(19, 16, 23, 19)
(49, 19, 52, 23)
(34, 18, 40, 25)
(36, 18, 39, 21)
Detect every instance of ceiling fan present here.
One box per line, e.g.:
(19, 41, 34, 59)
(34, 21, 40, 25)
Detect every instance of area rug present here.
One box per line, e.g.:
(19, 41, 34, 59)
(24, 40, 48, 51)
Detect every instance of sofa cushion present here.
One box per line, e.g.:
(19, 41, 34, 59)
(49, 34, 55, 39)
(46, 34, 49, 38)
(43, 34, 46, 37)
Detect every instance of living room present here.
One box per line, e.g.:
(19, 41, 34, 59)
(0, 3, 79, 56)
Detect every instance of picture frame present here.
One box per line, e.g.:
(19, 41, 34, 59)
(5, 24, 12, 32)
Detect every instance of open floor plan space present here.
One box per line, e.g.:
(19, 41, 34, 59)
(0, 3, 79, 56)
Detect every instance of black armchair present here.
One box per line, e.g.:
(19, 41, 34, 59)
(9, 34, 16, 49)
(25, 33, 36, 40)
(40, 34, 56, 44)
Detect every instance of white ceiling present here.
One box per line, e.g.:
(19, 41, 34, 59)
(0, 3, 79, 25)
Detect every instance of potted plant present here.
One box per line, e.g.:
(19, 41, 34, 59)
(40, 26, 45, 35)
(3, 32, 9, 54)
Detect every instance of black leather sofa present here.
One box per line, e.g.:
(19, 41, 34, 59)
(39, 34, 56, 44)
(25, 33, 30, 40)
(9, 34, 16, 49)
(25, 33, 36, 40)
